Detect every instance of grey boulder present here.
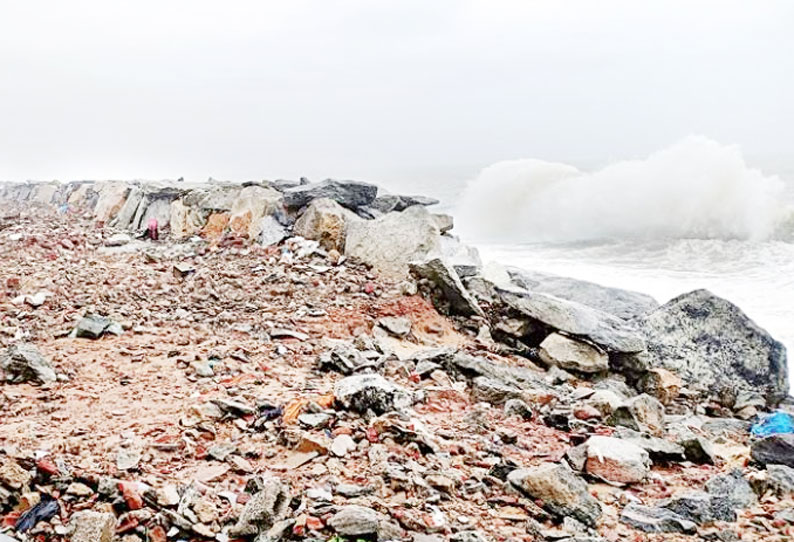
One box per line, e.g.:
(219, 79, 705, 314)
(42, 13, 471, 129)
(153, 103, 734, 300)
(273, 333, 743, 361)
(751, 434, 794, 468)
(1, 343, 57, 384)
(507, 267, 658, 320)
(633, 289, 788, 407)
(494, 286, 646, 353)
(508, 462, 601, 527)
(620, 502, 696, 534)
(283, 179, 377, 210)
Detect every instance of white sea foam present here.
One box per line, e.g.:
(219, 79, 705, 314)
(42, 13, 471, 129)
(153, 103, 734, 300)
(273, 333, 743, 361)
(458, 136, 790, 243)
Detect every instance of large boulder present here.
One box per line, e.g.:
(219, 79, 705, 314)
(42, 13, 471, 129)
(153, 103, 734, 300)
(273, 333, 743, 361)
(293, 198, 359, 251)
(508, 462, 601, 527)
(283, 179, 377, 210)
(634, 289, 788, 407)
(494, 286, 646, 353)
(93, 182, 130, 222)
(345, 206, 442, 278)
(507, 268, 659, 320)
(228, 185, 283, 240)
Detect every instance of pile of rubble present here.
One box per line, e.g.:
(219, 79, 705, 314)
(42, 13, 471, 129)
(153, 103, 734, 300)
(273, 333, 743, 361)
(0, 178, 791, 542)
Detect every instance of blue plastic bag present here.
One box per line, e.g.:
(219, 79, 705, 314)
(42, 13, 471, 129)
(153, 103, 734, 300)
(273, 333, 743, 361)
(751, 411, 794, 437)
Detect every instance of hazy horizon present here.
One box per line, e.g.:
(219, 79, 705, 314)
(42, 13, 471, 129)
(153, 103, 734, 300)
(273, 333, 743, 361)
(2, 1, 793, 183)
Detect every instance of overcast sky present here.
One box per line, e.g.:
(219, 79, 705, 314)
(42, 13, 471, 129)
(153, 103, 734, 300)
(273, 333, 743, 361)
(1, 0, 792, 184)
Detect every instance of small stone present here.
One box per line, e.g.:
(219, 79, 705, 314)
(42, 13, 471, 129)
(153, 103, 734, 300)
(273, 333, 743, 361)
(208, 441, 236, 461)
(639, 368, 682, 405)
(767, 464, 794, 495)
(0, 457, 32, 490)
(116, 447, 141, 471)
(504, 398, 533, 419)
(334, 374, 413, 414)
(609, 394, 665, 437)
(331, 434, 357, 457)
(585, 436, 650, 484)
(335, 483, 372, 498)
(705, 469, 756, 509)
(1, 343, 57, 384)
(377, 316, 412, 337)
(69, 511, 116, 542)
(228, 478, 290, 537)
(66, 482, 94, 497)
(156, 485, 181, 507)
(105, 233, 132, 247)
(298, 413, 331, 429)
(74, 314, 113, 339)
(328, 505, 379, 536)
(539, 333, 608, 374)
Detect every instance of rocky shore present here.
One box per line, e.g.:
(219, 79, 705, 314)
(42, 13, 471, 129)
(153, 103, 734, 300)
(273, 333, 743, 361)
(0, 178, 791, 542)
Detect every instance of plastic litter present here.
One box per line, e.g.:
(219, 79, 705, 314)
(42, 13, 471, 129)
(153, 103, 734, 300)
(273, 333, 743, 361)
(751, 411, 794, 437)
(15, 497, 59, 532)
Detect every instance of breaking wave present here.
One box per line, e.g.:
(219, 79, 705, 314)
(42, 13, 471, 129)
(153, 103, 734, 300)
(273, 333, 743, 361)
(458, 136, 793, 243)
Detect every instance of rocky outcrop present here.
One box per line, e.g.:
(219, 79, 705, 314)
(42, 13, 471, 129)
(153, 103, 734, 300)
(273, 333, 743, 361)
(507, 267, 659, 320)
(633, 289, 788, 407)
(345, 206, 442, 278)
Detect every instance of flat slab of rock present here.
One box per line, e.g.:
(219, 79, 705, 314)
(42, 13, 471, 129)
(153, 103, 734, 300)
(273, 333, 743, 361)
(507, 267, 659, 320)
(508, 462, 601, 527)
(283, 179, 377, 210)
(539, 333, 608, 373)
(585, 436, 650, 484)
(495, 286, 646, 353)
(370, 194, 439, 213)
(620, 503, 696, 534)
(633, 289, 788, 407)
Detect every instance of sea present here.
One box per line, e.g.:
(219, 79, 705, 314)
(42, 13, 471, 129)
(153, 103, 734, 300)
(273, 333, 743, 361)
(378, 136, 794, 377)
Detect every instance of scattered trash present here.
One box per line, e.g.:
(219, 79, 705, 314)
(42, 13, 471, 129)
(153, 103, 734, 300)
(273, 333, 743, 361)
(751, 411, 794, 437)
(15, 497, 60, 532)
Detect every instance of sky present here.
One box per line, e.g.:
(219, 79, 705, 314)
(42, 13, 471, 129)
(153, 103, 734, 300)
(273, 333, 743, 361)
(0, 0, 792, 185)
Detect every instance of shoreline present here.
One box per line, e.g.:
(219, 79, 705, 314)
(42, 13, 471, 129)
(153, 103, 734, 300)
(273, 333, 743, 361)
(0, 178, 792, 541)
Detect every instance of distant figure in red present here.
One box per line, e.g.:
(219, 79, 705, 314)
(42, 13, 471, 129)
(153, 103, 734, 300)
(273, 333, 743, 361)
(147, 218, 159, 241)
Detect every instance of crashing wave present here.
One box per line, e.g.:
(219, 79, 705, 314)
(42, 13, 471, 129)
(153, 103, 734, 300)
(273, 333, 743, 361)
(457, 136, 792, 243)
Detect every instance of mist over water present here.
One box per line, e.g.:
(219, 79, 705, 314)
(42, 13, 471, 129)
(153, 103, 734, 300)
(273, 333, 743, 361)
(457, 136, 791, 243)
(453, 137, 794, 385)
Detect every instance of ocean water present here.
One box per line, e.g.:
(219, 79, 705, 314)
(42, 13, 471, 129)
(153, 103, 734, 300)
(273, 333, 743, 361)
(387, 137, 794, 376)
